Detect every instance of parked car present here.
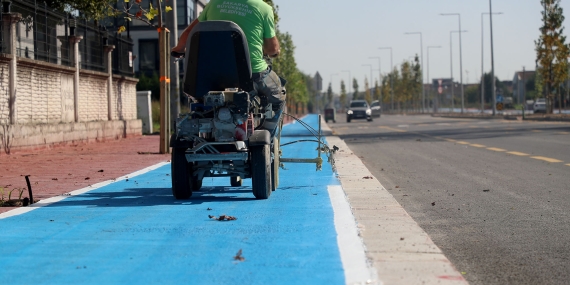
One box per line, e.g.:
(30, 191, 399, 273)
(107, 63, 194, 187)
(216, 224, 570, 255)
(346, 100, 372, 123)
(370, 100, 381, 118)
(533, 98, 546, 113)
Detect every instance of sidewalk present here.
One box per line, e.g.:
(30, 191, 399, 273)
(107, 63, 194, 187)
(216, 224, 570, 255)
(0, 135, 169, 214)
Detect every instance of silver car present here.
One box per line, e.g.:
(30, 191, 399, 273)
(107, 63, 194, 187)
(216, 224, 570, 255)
(533, 98, 546, 113)
(346, 100, 373, 123)
(370, 100, 381, 118)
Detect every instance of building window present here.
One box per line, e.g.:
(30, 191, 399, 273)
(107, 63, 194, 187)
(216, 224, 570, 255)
(139, 39, 158, 73)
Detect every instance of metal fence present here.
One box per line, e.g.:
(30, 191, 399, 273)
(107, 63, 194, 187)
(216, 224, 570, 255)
(3, 0, 133, 76)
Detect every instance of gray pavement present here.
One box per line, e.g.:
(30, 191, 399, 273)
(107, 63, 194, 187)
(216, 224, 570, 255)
(329, 114, 570, 285)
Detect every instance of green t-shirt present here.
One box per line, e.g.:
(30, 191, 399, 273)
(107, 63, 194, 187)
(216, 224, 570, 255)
(198, 0, 276, 73)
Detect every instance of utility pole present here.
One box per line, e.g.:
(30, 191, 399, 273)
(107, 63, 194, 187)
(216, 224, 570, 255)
(166, 0, 179, 137)
(157, 0, 171, 154)
(490, 0, 497, 116)
(441, 13, 464, 113)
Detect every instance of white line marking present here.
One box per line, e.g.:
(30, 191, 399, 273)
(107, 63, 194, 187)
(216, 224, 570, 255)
(0, 162, 170, 220)
(328, 185, 377, 285)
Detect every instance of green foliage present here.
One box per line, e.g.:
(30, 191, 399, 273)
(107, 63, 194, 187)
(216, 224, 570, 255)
(340, 80, 347, 109)
(536, 0, 570, 113)
(136, 72, 160, 101)
(326, 83, 333, 108)
(364, 77, 371, 103)
(352, 78, 359, 100)
(45, 0, 116, 19)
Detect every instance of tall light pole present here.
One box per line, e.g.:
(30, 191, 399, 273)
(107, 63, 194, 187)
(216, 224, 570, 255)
(489, 0, 497, 116)
(449, 30, 467, 112)
(362, 64, 373, 101)
(481, 12, 503, 113)
(441, 13, 464, 113)
(404, 33, 424, 112)
(379, 47, 393, 111)
(427, 46, 442, 112)
(369, 57, 382, 86)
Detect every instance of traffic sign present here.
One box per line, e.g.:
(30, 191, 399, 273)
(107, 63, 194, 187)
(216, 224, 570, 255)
(496, 102, 504, 111)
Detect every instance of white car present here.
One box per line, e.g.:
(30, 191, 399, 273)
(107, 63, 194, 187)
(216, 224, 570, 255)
(533, 98, 546, 113)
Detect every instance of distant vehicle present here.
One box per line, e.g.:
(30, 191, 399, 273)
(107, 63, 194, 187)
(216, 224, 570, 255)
(504, 97, 513, 108)
(370, 100, 381, 118)
(346, 100, 372, 123)
(533, 98, 546, 113)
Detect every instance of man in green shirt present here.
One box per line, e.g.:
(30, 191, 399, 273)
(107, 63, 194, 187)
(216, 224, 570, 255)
(172, 0, 285, 135)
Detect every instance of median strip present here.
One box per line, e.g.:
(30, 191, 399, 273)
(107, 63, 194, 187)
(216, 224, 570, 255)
(507, 151, 530, 156)
(531, 156, 563, 163)
(487, 147, 507, 152)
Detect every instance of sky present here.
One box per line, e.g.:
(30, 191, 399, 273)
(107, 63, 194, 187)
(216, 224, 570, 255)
(276, 0, 570, 93)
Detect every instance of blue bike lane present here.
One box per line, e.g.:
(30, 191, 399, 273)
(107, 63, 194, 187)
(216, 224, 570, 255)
(0, 115, 368, 284)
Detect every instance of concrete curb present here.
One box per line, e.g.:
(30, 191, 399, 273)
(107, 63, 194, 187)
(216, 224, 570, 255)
(322, 120, 469, 284)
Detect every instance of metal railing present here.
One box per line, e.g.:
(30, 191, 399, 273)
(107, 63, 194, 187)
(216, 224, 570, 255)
(2, 0, 133, 76)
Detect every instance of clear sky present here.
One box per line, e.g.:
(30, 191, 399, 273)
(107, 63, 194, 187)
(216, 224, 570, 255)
(276, 0, 570, 93)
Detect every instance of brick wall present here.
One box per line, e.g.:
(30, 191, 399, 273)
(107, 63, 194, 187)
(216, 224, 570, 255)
(79, 70, 109, 122)
(0, 61, 8, 123)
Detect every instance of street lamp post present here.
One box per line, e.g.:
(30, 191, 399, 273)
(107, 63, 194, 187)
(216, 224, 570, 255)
(427, 46, 442, 113)
(481, 12, 503, 113)
(369, 56, 382, 87)
(379, 47, 393, 111)
(441, 13, 464, 113)
(489, 0, 498, 116)
(449, 30, 467, 112)
(404, 33, 424, 112)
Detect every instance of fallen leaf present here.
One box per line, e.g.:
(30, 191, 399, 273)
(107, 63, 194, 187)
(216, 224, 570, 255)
(52, 178, 58, 181)
(207, 208, 212, 211)
(483, 189, 490, 192)
(98, 170, 104, 173)
(363, 176, 373, 179)
(234, 249, 245, 261)
(209, 215, 237, 221)
(395, 185, 400, 188)
(431, 202, 436, 206)
(400, 237, 405, 241)
(85, 177, 90, 180)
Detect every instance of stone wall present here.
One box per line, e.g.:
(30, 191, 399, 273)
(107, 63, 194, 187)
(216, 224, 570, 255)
(0, 55, 140, 152)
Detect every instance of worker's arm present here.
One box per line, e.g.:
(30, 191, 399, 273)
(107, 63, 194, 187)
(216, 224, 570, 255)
(263, 36, 280, 58)
(171, 18, 200, 53)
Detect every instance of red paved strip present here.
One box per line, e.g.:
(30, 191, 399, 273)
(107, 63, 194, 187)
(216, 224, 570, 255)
(0, 135, 169, 214)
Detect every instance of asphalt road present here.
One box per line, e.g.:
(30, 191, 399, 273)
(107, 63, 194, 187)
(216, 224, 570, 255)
(329, 114, 570, 285)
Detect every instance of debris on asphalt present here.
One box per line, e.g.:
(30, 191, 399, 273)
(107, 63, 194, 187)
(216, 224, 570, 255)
(209, 215, 237, 221)
(400, 237, 405, 241)
(483, 189, 490, 192)
(233, 249, 245, 262)
(52, 178, 58, 181)
(395, 186, 400, 188)
(98, 170, 104, 173)
(431, 202, 436, 206)
(84, 177, 90, 180)
(416, 139, 422, 142)
(363, 176, 373, 179)
(207, 208, 213, 211)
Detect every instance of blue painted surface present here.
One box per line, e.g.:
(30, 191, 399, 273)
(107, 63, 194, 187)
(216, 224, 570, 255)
(0, 115, 343, 285)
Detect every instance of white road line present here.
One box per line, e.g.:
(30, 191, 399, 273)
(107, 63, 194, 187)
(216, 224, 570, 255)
(0, 162, 170, 220)
(328, 185, 377, 285)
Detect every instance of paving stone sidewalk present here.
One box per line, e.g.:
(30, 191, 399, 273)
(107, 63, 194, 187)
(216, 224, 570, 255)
(0, 135, 170, 214)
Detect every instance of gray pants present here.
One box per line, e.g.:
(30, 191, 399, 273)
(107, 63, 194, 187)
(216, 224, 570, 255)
(252, 67, 286, 135)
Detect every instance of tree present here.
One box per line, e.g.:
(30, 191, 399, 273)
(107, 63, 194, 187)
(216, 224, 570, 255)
(536, 0, 570, 113)
(352, 78, 359, 100)
(373, 79, 380, 101)
(364, 77, 371, 103)
(340, 80, 347, 110)
(479, 72, 505, 103)
(326, 83, 333, 108)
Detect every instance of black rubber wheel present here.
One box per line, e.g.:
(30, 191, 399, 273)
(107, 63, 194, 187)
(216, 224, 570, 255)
(367, 117, 373, 122)
(251, 144, 272, 199)
(347, 118, 351, 123)
(271, 137, 280, 191)
(230, 176, 243, 187)
(171, 147, 192, 199)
